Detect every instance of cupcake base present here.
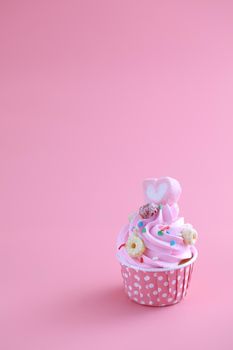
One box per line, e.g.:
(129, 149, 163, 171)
(118, 246, 198, 307)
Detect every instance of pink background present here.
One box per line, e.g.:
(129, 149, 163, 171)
(1, 1, 233, 349)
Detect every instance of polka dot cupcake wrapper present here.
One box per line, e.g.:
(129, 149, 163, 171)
(120, 258, 196, 307)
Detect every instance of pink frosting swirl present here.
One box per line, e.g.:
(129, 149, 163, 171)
(117, 204, 193, 269)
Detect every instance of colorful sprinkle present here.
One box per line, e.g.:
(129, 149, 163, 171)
(170, 240, 176, 246)
(138, 221, 144, 228)
(166, 231, 170, 234)
(142, 227, 146, 233)
(161, 226, 170, 231)
(158, 230, 164, 236)
(118, 243, 126, 250)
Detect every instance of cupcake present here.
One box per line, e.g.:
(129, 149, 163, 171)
(116, 177, 198, 306)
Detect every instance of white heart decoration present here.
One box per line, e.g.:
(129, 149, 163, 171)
(143, 177, 181, 205)
(146, 183, 168, 202)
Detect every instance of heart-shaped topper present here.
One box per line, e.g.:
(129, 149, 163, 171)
(143, 177, 181, 206)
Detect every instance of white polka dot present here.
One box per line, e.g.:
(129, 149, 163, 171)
(177, 292, 181, 297)
(173, 290, 176, 295)
(152, 290, 158, 295)
(160, 303, 166, 306)
(134, 282, 141, 289)
(177, 275, 181, 281)
(147, 293, 150, 297)
(134, 297, 138, 302)
(134, 275, 140, 281)
(170, 270, 175, 274)
(149, 283, 154, 288)
(128, 285, 132, 290)
(140, 293, 143, 298)
(140, 300, 145, 304)
(134, 290, 139, 295)
(157, 298, 160, 302)
(149, 301, 154, 305)
(144, 275, 150, 281)
(172, 280, 176, 285)
(128, 292, 132, 297)
(153, 273, 157, 277)
(162, 293, 167, 298)
(158, 287, 162, 292)
(169, 288, 172, 293)
(123, 273, 128, 278)
(163, 281, 169, 286)
(168, 297, 173, 302)
(158, 276, 163, 281)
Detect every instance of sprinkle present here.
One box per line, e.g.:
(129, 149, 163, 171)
(158, 230, 164, 236)
(138, 221, 144, 228)
(118, 243, 126, 250)
(170, 240, 176, 246)
(152, 256, 159, 260)
(142, 227, 146, 233)
(160, 226, 170, 231)
(140, 257, 144, 263)
(166, 231, 170, 234)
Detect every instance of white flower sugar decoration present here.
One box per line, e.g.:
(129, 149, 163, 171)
(126, 235, 145, 258)
(181, 224, 198, 245)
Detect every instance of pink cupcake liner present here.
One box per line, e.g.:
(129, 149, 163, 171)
(117, 246, 198, 307)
